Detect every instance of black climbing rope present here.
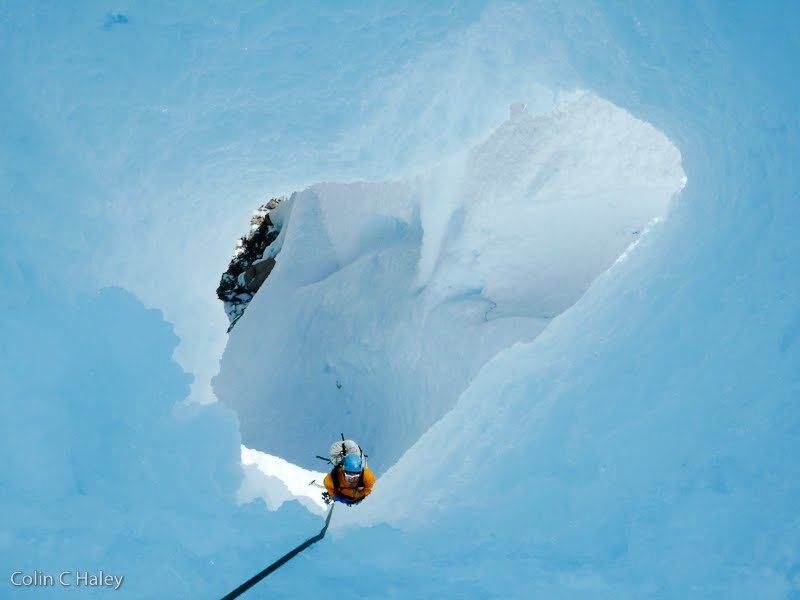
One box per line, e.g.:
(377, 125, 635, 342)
(220, 506, 335, 600)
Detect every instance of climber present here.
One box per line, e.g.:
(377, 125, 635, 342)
(322, 453, 375, 506)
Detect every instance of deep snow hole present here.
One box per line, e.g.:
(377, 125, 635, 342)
(214, 91, 686, 514)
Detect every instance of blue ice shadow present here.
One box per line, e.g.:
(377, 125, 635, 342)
(0, 285, 193, 498)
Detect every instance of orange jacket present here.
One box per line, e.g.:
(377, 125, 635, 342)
(323, 467, 376, 502)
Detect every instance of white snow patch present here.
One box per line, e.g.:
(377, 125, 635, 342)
(238, 446, 328, 512)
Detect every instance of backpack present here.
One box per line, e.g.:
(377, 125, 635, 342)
(328, 439, 366, 468)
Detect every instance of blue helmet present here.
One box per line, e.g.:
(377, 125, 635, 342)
(342, 454, 363, 474)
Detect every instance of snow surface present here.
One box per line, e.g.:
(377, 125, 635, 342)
(2, 1, 799, 598)
(239, 446, 328, 512)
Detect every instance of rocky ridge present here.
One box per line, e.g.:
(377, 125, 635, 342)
(217, 197, 283, 331)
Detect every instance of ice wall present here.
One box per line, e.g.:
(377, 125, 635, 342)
(322, 2, 800, 597)
(0, 287, 321, 599)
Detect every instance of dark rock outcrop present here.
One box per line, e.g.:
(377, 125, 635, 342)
(217, 198, 283, 331)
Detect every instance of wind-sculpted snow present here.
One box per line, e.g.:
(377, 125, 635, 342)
(417, 93, 683, 319)
(0, 287, 318, 598)
(215, 93, 683, 474)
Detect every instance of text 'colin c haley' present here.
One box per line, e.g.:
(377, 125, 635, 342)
(11, 569, 124, 590)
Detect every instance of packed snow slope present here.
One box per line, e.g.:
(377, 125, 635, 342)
(214, 93, 684, 474)
(1, 1, 798, 598)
